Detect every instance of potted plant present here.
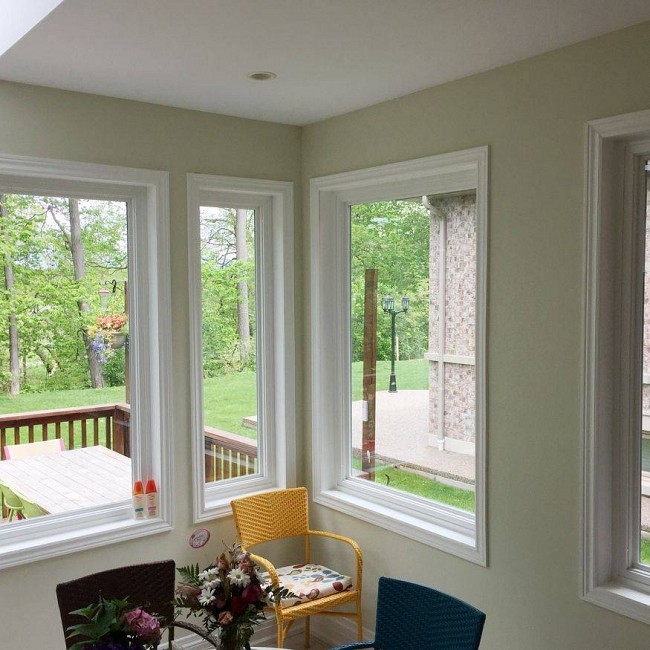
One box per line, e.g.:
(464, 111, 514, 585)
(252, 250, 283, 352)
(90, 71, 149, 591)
(66, 596, 164, 649)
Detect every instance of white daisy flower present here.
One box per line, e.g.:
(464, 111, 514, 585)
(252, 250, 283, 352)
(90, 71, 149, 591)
(208, 577, 221, 589)
(227, 567, 251, 587)
(198, 568, 218, 582)
(199, 586, 215, 606)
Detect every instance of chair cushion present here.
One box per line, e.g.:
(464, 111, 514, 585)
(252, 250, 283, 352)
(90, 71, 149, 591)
(266, 563, 353, 606)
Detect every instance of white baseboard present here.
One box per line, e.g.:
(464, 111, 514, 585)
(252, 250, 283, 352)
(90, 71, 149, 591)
(168, 618, 279, 649)
(167, 614, 368, 649)
(311, 615, 373, 648)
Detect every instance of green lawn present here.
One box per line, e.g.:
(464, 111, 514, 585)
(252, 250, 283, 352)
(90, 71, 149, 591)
(203, 372, 257, 437)
(0, 385, 127, 413)
(351, 359, 428, 400)
(635, 540, 650, 566)
(352, 456, 474, 512)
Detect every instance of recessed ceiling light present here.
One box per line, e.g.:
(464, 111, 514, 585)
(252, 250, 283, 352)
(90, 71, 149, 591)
(247, 71, 277, 81)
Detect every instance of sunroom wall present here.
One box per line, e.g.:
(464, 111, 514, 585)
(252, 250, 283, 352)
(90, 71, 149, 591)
(301, 20, 650, 650)
(0, 79, 302, 648)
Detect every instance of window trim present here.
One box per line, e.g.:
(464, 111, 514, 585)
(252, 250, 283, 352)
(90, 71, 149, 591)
(187, 173, 296, 521)
(0, 153, 172, 570)
(310, 148, 488, 565)
(583, 108, 650, 622)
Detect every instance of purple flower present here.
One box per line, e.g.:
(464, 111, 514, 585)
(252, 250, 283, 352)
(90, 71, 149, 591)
(123, 608, 162, 643)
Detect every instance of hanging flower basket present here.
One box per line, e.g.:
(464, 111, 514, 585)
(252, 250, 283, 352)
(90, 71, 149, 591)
(110, 331, 128, 350)
(88, 313, 129, 363)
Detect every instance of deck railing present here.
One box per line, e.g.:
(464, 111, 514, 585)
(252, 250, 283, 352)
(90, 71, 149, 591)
(0, 405, 257, 518)
(0, 403, 132, 460)
(204, 425, 257, 482)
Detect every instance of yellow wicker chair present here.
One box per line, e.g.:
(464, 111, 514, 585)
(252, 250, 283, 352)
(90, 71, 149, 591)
(230, 487, 363, 648)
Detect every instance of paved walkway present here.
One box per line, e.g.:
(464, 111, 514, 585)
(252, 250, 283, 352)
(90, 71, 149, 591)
(351, 389, 475, 484)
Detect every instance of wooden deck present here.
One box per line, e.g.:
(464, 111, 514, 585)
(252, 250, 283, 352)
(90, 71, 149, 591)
(0, 404, 257, 518)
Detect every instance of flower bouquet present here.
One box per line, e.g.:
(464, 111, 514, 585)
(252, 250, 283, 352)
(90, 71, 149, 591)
(175, 543, 291, 650)
(88, 313, 129, 364)
(66, 596, 163, 650)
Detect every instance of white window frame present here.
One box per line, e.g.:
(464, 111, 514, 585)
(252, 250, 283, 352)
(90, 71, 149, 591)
(0, 153, 172, 570)
(310, 148, 488, 565)
(187, 174, 296, 520)
(583, 108, 650, 622)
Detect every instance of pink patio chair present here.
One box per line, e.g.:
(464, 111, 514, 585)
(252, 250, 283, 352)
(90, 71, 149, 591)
(4, 438, 65, 460)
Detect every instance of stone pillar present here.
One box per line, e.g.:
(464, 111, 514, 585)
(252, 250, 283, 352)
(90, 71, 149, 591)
(424, 192, 477, 454)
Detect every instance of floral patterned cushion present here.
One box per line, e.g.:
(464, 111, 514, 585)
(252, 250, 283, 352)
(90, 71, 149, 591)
(265, 563, 353, 606)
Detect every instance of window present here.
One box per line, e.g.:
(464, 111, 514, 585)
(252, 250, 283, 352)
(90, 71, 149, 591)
(187, 174, 295, 520)
(311, 148, 487, 564)
(0, 153, 172, 569)
(584, 109, 650, 622)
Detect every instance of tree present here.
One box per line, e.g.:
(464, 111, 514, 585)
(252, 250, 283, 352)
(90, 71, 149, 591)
(235, 208, 251, 364)
(49, 198, 105, 388)
(350, 199, 430, 362)
(199, 207, 256, 375)
(0, 194, 20, 395)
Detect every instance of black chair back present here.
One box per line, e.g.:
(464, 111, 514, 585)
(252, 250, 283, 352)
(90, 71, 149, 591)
(56, 560, 176, 648)
(373, 577, 486, 650)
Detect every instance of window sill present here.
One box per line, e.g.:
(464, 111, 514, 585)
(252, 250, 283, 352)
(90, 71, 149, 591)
(196, 475, 286, 522)
(584, 579, 650, 625)
(0, 505, 172, 570)
(314, 485, 485, 566)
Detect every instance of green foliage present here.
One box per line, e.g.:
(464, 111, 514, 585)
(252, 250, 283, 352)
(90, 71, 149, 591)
(0, 194, 128, 394)
(67, 597, 130, 649)
(350, 199, 430, 362)
(199, 207, 256, 377)
(102, 348, 126, 387)
(66, 596, 163, 650)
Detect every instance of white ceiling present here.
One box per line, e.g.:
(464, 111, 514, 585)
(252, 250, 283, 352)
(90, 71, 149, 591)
(1, 0, 650, 126)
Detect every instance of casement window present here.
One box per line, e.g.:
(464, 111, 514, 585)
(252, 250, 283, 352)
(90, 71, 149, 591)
(187, 174, 295, 520)
(0, 153, 172, 569)
(583, 109, 650, 622)
(310, 148, 487, 565)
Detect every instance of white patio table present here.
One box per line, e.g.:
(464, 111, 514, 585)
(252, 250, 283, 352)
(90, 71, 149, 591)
(0, 445, 131, 514)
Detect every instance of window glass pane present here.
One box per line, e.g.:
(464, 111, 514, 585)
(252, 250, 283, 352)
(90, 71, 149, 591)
(199, 207, 258, 485)
(0, 194, 131, 524)
(350, 196, 476, 512)
(641, 162, 650, 565)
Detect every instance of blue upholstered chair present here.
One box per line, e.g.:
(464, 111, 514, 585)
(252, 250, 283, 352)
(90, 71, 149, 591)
(332, 577, 486, 650)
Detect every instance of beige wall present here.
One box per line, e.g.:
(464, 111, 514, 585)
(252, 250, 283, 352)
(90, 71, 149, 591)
(301, 20, 650, 650)
(0, 81, 302, 647)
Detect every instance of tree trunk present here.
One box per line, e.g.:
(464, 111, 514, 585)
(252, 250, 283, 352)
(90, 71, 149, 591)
(69, 198, 105, 388)
(235, 208, 251, 365)
(1, 194, 20, 395)
(35, 346, 55, 376)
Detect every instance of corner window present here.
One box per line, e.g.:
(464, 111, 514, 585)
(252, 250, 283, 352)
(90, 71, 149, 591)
(187, 174, 295, 520)
(310, 148, 487, 564)
(0, 154, 172, 569)
(583, 109, 650, 622)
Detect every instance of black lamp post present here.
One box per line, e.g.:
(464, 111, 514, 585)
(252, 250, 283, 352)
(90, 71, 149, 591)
(382, 294, 409, 393)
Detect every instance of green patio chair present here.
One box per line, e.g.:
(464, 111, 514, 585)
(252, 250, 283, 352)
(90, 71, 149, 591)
(0, 482, 24, 522)
(19, 496, 46, 519)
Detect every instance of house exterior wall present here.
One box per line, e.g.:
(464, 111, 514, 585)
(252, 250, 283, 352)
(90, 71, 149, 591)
(427, 194, 477, 447)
